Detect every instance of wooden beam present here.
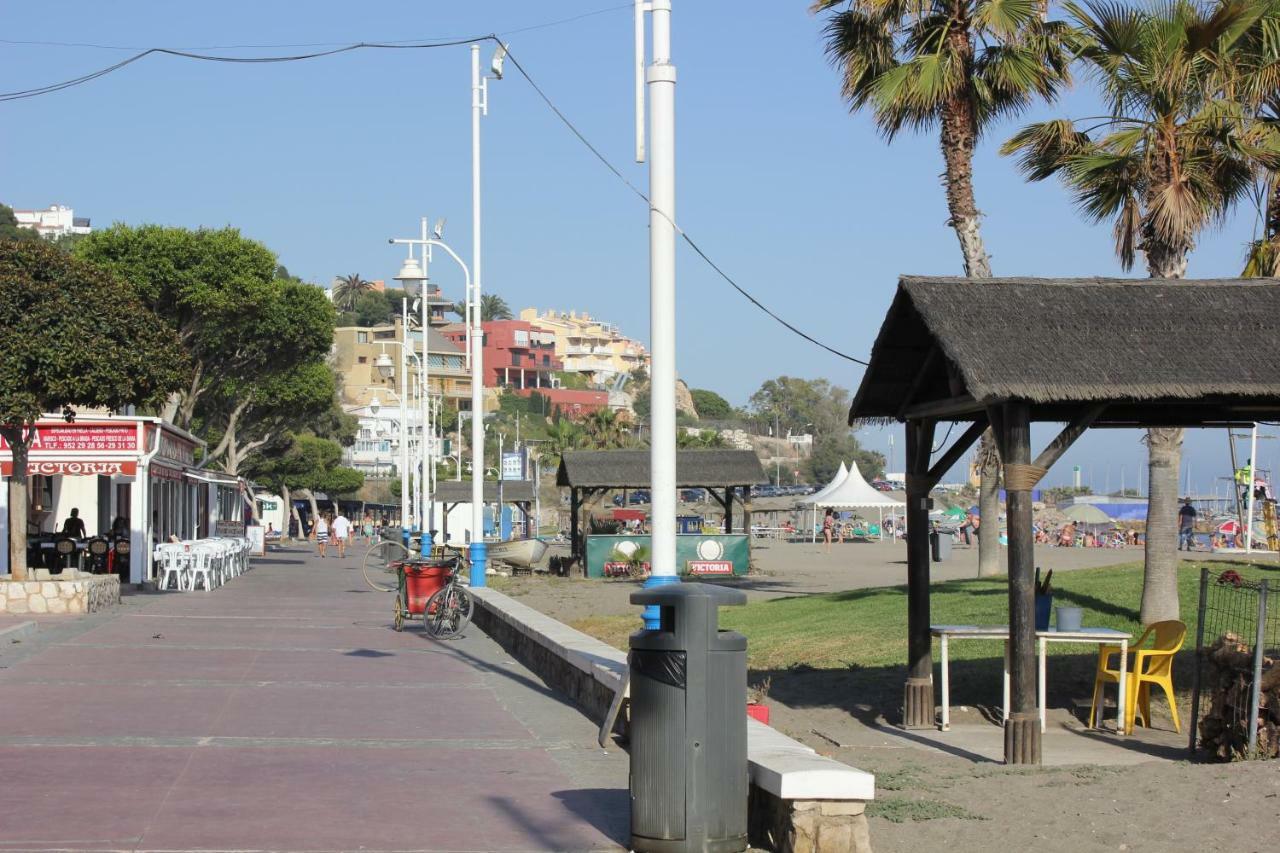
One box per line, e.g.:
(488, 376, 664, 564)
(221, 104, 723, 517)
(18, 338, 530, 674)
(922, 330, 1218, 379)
(896, 345, 940, 420)
(903, 418, 937, 729)
(724, 487, 735, 534)
(925, 417, 990, 488)
(1031, 404, 1106, 472)
(902, 394, 985, 421)
(1002, 401, 1040, 765)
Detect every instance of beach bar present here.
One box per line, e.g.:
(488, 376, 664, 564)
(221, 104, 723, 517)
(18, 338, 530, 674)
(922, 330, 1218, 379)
(0, 415, 238, 585)
(850, 276, 1280, 764)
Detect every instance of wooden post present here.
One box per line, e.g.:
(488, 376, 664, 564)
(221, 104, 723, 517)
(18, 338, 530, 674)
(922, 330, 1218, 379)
(570, 487, 582, 563)
(742, 485, 753, 545)
(1001, 402, 1040, 764)
(724, 487, 734, 534)
(903, 419, 936, 728)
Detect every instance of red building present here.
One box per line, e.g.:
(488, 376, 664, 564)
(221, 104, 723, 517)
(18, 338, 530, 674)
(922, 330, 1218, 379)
(513, 387, 608, 418)
(441, 320, 561, 390)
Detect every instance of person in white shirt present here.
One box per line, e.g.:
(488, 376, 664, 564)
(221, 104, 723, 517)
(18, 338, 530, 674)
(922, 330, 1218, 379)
(331, 511, 352, 558)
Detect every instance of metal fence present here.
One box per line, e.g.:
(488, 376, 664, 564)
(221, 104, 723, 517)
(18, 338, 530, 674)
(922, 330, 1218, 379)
(1189, 567, 1280, 759)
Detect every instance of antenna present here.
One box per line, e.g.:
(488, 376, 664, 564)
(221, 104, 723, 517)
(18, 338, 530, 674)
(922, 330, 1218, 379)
(635, 0, 647, 163)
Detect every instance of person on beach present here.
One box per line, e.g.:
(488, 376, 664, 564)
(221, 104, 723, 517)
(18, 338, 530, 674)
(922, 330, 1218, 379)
(314, 513, 330, 557)
(1178, 498, 1197, 551)
(362, 513, 375, 541)
(823, 509, 835, 552)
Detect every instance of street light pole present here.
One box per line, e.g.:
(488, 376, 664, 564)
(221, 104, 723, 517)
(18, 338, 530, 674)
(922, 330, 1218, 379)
(469, 42, 505, 587)
(636, 0, 680, 625)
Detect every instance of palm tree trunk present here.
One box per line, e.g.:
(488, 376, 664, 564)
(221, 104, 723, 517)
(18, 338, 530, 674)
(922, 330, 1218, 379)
(1141, 427, 1183, 623)
(940, 88, 991, 276)
(977, 433, 1002, 577)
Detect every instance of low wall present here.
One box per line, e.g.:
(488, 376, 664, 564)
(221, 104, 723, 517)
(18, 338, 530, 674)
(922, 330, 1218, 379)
(470, 587, 874, 853)
(0, 571, 120, 615)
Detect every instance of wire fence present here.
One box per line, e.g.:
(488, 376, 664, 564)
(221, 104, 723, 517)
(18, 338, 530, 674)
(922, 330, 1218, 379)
(1189, 567, 1279, 760)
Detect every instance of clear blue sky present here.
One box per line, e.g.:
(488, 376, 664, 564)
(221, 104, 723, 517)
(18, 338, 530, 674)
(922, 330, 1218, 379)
(2, 1, 1273, 492)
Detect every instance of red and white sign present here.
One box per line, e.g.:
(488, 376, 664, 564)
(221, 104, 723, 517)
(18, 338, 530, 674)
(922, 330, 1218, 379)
(0, 423, 138, 453)
(687, 560, 734, 576)
(1, 460, 137, 476)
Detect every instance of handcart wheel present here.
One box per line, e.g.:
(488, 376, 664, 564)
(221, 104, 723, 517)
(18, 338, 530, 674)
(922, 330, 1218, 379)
(393, 596, 405, 632)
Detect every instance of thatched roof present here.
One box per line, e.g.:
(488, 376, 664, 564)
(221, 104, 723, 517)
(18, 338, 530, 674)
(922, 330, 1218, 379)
(434, 480, 534, 504)
(850, 276, 1280, 427)
(556, 450, 767, 488)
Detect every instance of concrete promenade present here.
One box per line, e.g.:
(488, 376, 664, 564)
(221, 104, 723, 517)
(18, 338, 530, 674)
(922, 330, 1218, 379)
(0, 545, 628, 852)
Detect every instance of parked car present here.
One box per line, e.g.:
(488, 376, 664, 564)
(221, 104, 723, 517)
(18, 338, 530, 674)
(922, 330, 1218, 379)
(680, 488, 706, 502)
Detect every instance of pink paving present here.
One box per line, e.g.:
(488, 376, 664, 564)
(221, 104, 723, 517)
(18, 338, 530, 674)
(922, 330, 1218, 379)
(0, 546, 628, 852)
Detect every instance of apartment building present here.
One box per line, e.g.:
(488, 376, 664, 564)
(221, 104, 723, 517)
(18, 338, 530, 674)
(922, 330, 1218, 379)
(332, 319, 472, 410)
(12, 204, 92, 239)
(439, 320, 561, 391)
(518, 308, 649, 384)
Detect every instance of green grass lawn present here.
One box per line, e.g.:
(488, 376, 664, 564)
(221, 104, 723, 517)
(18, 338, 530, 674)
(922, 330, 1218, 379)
(571, 559, 1278, 706)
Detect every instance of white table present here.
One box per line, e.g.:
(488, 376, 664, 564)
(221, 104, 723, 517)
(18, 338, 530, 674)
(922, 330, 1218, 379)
(931, 625, 1130, 734)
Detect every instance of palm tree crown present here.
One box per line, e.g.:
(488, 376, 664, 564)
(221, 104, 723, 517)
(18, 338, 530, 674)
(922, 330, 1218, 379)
(813, 0, 1074, 275)
(332, 274, 374, 312)
(1002, 0, 1280, 276)
(480, 294, 513, 321)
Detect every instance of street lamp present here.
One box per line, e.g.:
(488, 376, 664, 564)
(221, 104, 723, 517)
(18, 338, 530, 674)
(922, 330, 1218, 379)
(389, 226, 476, 566)
(375, 352, 394, 380)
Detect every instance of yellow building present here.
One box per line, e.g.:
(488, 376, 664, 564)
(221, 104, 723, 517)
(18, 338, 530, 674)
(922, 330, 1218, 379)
(332, 319, 473, 409)
(519, 308, 649, 384)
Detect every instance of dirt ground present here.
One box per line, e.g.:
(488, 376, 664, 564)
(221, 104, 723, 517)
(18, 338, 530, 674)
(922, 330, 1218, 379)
(494, 540, 1280, 852)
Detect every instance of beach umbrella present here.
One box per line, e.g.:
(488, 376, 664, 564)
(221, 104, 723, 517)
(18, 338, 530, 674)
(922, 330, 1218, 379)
(1064, 504, 1112, 525)
(1218, 519, 1240, 535)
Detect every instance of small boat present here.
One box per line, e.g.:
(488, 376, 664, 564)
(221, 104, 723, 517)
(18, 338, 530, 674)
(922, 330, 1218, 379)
(486, 537, 549, 569)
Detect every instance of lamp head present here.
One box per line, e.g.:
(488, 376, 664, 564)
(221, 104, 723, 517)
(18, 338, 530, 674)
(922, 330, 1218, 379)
(395, 256, 426, 297)
(375, 352, 395, 379)
(369, 395, 381, 416)
(432, 218, 446, 239)
(491, 44, 507, 79)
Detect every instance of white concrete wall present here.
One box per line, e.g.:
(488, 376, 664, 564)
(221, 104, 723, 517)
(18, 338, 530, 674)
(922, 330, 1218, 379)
(51, 475, 100, 537)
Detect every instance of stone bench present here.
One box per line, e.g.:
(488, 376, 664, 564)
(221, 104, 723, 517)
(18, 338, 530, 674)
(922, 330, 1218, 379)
(470, 586, 874, 852)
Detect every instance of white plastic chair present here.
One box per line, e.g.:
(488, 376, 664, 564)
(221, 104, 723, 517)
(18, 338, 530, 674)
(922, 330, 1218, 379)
(155, 545, 189, 591)
(188, 545, 218, 591)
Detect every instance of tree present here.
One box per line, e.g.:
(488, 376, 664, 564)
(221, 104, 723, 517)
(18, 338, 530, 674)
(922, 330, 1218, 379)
(546, 417, 583, 463)
(332, 274, 374, 311)
(807, 432, 884, 484)
(0, 241, 189, 579)
(814, 0, 1072, 580)
(480, 293, 513, 321)
(749, 376, 849, 436)
(0, 205, 40, 243)
(690, 388, 733, 420)
(1002, 0, 1280, 621)
(1240, 2, 1280, 277)
(583, 407, 628, 450)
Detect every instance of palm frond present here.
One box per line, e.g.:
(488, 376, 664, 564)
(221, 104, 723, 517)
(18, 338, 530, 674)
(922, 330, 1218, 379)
(1000, 119, 1095, 180)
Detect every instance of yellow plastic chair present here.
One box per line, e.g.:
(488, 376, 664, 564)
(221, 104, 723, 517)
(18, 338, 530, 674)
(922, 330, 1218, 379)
(1088, 620, 1186, 734)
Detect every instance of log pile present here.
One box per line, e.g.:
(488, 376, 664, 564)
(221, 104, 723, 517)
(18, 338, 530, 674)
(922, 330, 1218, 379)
(1198, 632, 1280, 760)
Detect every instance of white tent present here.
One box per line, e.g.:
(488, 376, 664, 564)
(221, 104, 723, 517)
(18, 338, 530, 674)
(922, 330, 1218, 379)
(801, 462, 849, 541)
(805, 462, 905, 540)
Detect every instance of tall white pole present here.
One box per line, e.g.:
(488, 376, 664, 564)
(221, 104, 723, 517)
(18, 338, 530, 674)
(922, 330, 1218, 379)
(469, 44, 488, 586)
(420, 217, 432, 554)
(644, 0, 679, 610)
(400, 297, 410, 545)
(1246, 423, 1258, 553)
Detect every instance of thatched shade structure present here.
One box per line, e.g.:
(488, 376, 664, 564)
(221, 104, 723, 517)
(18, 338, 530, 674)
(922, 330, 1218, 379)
(433, 480, 535, 543)
(850, 276, 1280, 764)
(556, 450, 767, 563)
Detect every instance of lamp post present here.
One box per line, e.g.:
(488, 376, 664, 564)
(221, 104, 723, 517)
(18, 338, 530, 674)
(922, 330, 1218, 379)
(635, 0, 680, 626)
(374, 342, 421, 547)
(390, 231, 477, 575)
(468, 41, 506, 587)
(394, 249, 432, 555)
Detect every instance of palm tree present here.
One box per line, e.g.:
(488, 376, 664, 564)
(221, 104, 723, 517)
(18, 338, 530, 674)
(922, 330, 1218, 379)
(480, 294, 513, 321)
(1002, 0, 1280, 622)
(546, 417, 583, 462)
(583, 407, 627, 450)
(1239, 2, 1280, 277)
(813, 0, 1073, 578)
(332, 274, 374, 312)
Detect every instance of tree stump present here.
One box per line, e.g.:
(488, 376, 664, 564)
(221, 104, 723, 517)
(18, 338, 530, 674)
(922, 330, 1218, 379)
(903, 677, 934, 728)
(1004, 712, 1041, 764)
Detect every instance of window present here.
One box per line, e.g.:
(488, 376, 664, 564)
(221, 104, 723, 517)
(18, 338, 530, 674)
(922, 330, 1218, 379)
(511, 352, 522, 367)
(357, 331, 369, 343)
(357, 356, 367, 364)
(514, 330, 529, 346)
(542, 355, 550, 366)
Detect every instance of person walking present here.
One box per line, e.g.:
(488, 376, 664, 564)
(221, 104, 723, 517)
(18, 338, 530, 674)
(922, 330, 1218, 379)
(1178, 498, 1198, 551)
(314, 513, 330, 558)
(332, 510, 352, 559)
(823, 509, 835, 553)
(362, 512, 375, 542)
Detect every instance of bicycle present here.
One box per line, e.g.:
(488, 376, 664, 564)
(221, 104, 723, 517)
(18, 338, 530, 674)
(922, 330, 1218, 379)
(362, 539, 411, 592)
(423, 547, 473, 639)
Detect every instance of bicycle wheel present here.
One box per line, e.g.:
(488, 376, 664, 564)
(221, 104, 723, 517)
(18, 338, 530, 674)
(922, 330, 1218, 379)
(423, 584, 474, 639)
(362, 540, 410, 592)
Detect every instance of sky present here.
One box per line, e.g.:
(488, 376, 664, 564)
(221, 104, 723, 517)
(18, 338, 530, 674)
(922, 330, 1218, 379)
(2, 1, 1274, 492)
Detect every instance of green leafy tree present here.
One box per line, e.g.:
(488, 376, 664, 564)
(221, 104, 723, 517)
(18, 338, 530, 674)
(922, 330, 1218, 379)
(806, 432, 885, 485)
(583, 406, 629, 450)
(749, 376, 849, 436)
(1239, 2, 1280, 277)
(0, 241, 189, 578)
(1002, 0, 1280, 621)
(546, 417, 584, 463)
(332, 274, 374, 311)
(480, 293, 513, 321)
(352, 290, 394, 326)
(677, 428, 725, 449)
(690, 388, 733, 420)
(0, 205, 40, 243)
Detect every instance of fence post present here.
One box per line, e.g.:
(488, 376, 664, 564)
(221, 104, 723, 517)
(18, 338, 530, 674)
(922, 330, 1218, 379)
(1247, 579, 1268, 758)
(1189, 566, 1210, 755)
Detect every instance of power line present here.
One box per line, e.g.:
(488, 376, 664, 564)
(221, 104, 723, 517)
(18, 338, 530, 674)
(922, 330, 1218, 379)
(0, 26, 871, 367)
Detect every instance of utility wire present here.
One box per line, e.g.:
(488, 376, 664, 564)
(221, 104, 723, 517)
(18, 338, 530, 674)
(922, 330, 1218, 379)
(0, 27, 871, 367)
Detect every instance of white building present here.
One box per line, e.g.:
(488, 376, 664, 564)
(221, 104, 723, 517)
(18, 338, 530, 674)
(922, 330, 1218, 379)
(12, 204, 92, 239)
(342, 402, 448, 476)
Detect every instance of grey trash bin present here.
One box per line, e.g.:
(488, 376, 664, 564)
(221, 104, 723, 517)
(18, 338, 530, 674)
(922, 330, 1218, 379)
(629, 583, 749, 853)
(931, 529, 953, 562)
